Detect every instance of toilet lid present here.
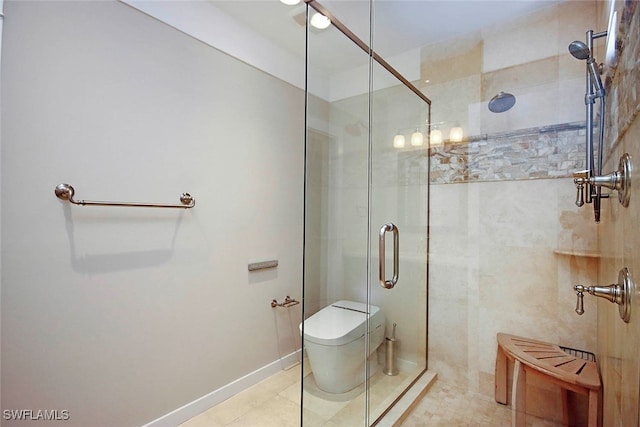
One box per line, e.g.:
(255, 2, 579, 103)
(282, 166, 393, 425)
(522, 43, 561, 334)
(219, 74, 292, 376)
(301, 300, 380, 346)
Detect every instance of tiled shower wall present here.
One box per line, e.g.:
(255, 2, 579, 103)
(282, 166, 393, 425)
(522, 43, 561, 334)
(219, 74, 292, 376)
(597, 1, 640, 425)
(424, 1, 601, 422)
(430, 122, 586, 183)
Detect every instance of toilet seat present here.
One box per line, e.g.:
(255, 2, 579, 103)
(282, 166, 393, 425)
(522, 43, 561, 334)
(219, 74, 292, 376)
(302, 300, 382, 346)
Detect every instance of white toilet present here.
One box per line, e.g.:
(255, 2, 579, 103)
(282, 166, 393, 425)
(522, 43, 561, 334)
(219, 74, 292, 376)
(300, 300, 386, 393)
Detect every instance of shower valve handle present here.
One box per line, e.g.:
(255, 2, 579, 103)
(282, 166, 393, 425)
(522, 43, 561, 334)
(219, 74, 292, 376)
(573, 268, 633, 323)
(571, 155, 632, 209)
(574, 284, 617, 316)
(575, 180, 585, 207)
(575, 288, 584, 315)
(573, 170, 588, 207)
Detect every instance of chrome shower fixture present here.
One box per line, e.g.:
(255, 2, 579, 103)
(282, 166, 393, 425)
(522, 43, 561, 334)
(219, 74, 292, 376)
(568, 40, 591, 60)
(569, 29, 608, 223)
(574, 267, 633, 323)
(488, 91, 516, 113)
(573, 153, 633, 208)
(568, 40, 605, 97)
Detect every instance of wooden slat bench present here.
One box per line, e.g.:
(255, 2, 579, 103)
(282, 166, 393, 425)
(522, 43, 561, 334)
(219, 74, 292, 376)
(494, 333, 601, 427)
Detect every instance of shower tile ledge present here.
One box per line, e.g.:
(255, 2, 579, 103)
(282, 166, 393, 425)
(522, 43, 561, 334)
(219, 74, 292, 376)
(375, 370, 437, 426)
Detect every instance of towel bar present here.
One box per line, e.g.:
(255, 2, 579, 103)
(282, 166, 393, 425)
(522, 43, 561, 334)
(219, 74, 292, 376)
(54, 183, 195, 209)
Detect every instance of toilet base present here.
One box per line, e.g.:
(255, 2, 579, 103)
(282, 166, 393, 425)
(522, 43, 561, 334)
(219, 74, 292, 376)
(306, 343, 382, 394)
(301, 300, 386, 394)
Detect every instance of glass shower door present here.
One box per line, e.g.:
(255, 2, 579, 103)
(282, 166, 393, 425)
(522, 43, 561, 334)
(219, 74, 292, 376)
(303, 3, 373, 425)
(303, 1, 429, 425)
(366, 63, 430, 424)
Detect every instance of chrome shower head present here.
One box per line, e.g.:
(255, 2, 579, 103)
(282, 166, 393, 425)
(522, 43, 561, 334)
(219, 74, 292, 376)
(488, 91, 516, 113)
(568, 40, 605, 97)
(568, 40, 591, 60)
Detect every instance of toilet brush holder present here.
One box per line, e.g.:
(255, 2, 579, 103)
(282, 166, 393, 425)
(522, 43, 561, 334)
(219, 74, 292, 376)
(384, 323, 399, 376)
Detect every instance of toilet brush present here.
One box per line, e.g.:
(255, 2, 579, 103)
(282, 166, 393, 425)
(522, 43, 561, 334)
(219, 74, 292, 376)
(384, 323, 399, 376)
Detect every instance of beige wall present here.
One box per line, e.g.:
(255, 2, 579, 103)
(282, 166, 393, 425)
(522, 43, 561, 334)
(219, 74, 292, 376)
(429, 179, 598, 387)
(424, 1, 603, 423)
(599, 117, 640, 427)
(1, 2, 304, 426)
(421, 1, 596, 141)
(597, 1, 640, 425)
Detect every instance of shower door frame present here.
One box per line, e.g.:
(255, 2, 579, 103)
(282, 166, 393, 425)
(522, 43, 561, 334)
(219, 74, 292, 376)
(303, 1, 432, 424)
(302, 1, 430, 104)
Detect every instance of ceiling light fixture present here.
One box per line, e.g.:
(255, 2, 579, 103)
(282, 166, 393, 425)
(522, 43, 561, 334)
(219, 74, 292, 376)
(429, 128, 443, 146)
(393, 134, 406, 149)
(310, 12, 331, 30)
(392, 121, 462, 149)
(280, 0, 301, 5)
(410, 129, 424, 147)
(449, 126, 464, 143)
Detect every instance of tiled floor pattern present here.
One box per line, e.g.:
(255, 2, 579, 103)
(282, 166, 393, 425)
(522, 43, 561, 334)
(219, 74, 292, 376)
(180, 360, 419, 427)
(401, 381, 565, 427)
(399, 381, 510, 426)
(180, 366, 563, 426)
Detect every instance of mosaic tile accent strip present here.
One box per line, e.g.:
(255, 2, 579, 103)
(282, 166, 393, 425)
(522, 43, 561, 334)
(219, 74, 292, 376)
(429, 122, 587, 184)
(604, 0, 640, 158)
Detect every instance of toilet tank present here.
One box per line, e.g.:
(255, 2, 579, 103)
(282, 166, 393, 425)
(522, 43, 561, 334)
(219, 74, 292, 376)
(301, 300, 385, 346)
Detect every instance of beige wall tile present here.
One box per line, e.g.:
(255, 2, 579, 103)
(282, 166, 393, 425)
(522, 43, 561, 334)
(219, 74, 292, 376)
(429, 178, 598, 399)
(481, 56, 559, 101)
(421, 38, 483, 85)
(422, 75, 482, 140)
(482, 5, 559, 73)
(597, 2, 640, 425)
(557, 1, 601, 56)
(599, 115, 640, 426)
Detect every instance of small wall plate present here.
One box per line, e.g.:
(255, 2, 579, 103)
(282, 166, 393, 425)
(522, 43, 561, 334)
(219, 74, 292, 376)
(617, 153, 632, 207)
(618, 267, 632, 323)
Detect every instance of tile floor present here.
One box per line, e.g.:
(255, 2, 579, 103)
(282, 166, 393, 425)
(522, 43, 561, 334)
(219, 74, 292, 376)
(400, 381, 512, 426)
(180, 365, 563, 426)
(401, 380, 568, 426)
(179, 360, 419, 427)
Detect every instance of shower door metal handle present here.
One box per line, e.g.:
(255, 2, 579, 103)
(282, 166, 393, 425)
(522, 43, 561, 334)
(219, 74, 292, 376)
(379, 223, 399, 289)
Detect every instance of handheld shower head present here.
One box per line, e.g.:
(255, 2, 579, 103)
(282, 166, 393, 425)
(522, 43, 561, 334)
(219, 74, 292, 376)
(568, 40, 591, 60)
(568, 40, 605, 97)
(587, 60, 605, 96)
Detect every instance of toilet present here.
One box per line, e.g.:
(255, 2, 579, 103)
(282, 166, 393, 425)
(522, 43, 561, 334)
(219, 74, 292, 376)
(300, 300, 386, 393)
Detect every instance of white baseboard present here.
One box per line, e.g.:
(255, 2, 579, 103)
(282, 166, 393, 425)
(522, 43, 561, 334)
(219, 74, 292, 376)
(142, 349, 302, 427)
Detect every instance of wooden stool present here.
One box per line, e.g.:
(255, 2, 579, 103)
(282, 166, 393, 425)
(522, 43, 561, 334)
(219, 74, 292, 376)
(494, 333, 601, 427)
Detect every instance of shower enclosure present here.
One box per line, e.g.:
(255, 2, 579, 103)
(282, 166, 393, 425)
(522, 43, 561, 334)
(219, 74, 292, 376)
(303, 1, 430, 424)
